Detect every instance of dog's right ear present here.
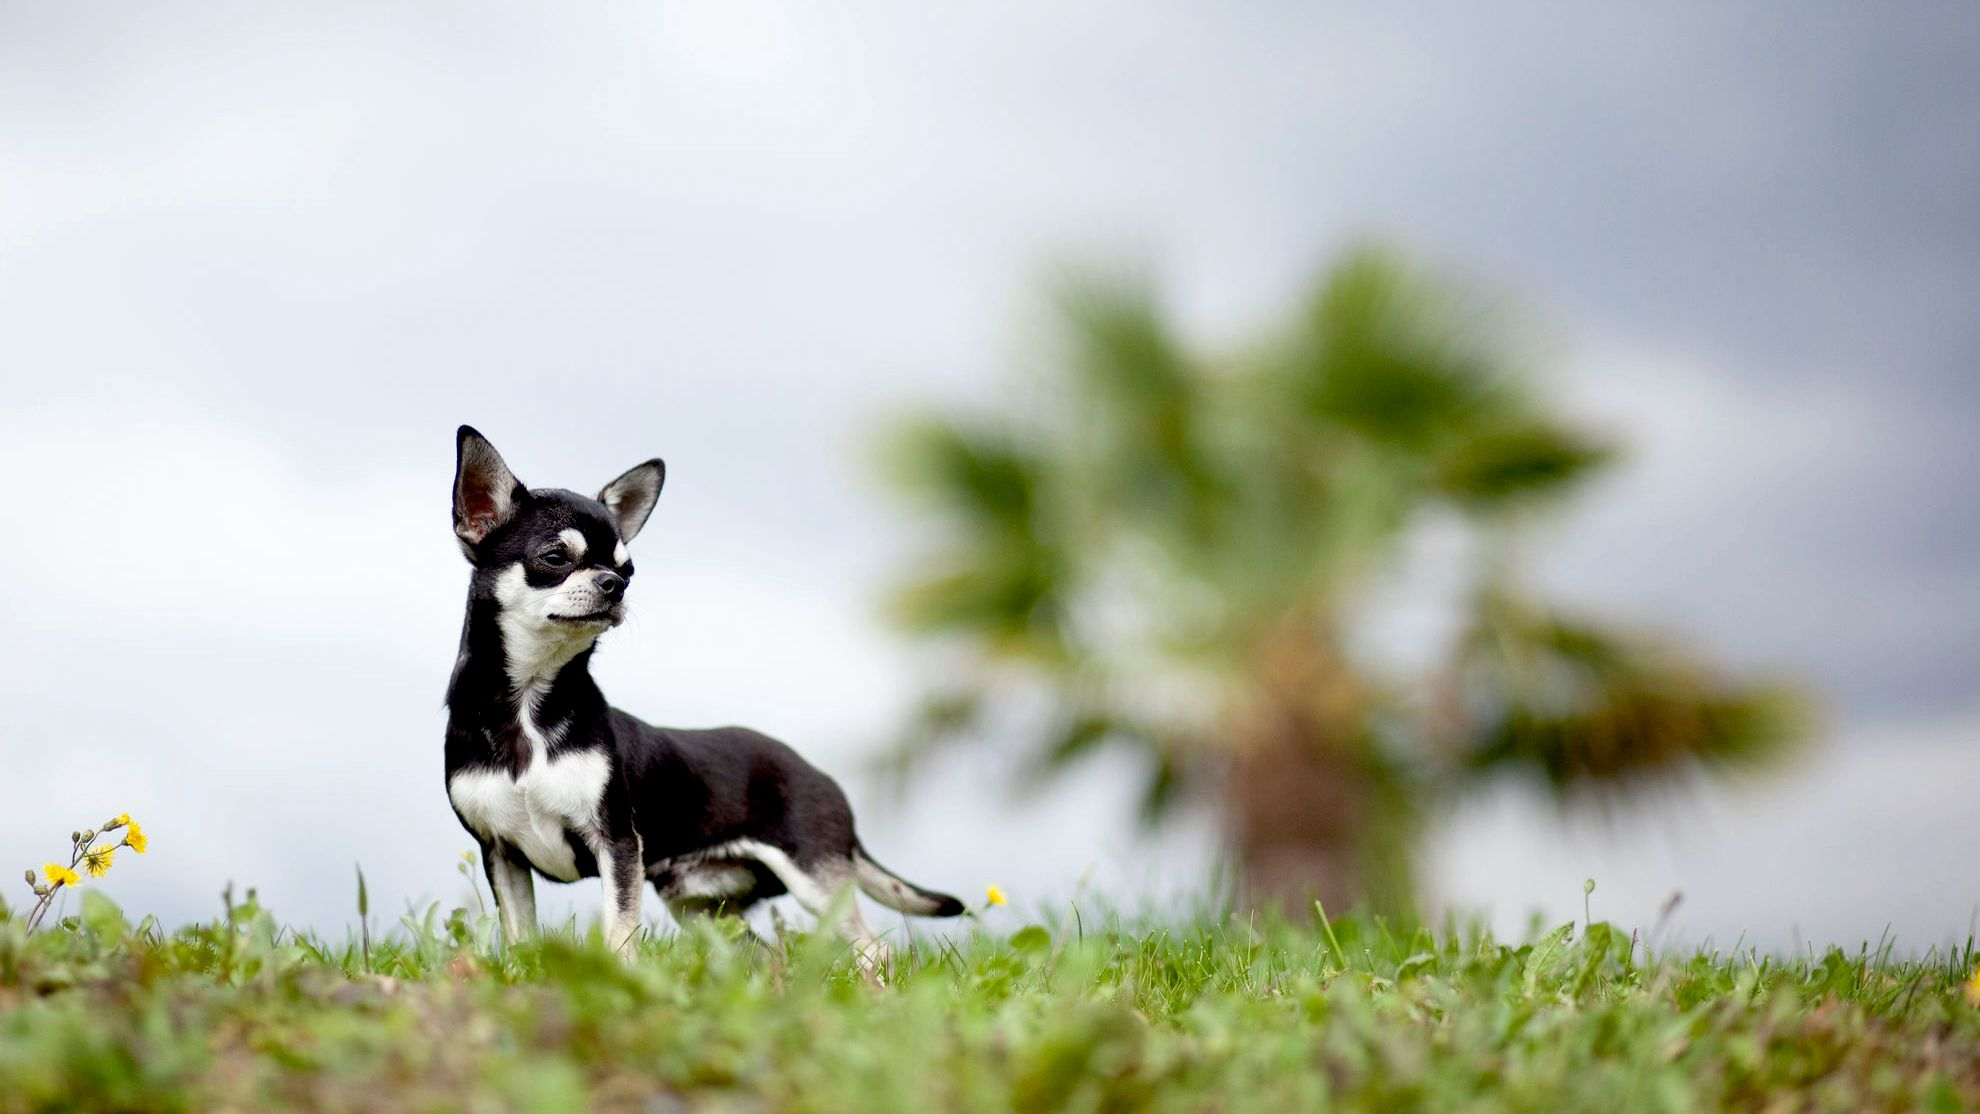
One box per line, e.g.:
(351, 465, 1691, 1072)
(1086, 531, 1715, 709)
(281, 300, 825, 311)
(453, 425, 526, 558)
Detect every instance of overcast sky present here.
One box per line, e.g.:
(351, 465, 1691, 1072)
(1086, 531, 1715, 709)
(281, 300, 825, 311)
(2, 2, 1975, 951)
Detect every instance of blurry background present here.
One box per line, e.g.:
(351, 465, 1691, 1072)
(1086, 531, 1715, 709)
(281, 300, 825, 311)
(2, 2, 1975, 949)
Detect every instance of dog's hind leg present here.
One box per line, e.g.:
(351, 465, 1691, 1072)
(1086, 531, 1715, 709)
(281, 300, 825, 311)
(737, 844, 891, 974)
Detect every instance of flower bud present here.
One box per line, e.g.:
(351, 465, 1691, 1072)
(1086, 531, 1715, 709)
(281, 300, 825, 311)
(80, 829, 96, 843)
(24, 870, 34, 884)
(33, 884, 49, 897)
(103, 817, 123, 831)
(72, 831, 81, 843)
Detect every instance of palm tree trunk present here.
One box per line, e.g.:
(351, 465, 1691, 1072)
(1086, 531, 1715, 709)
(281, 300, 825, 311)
(1226, 713, 1373, 918)
(1224, 621, 1413, 919)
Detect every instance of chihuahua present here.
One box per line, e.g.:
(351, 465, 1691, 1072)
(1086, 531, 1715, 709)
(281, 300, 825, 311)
(443, 426, 961, 963)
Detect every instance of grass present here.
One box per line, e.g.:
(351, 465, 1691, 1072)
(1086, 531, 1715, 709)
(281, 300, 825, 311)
(1, 888, 1977, 1113)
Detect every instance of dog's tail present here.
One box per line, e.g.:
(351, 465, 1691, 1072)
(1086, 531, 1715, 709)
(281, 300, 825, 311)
(852, 844, 966, 917)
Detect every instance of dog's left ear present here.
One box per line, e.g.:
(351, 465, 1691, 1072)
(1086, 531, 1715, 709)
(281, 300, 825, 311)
(599, 459, 666, 543)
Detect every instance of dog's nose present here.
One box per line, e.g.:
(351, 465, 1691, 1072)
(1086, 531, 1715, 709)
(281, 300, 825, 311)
(594, 570, 625, 598)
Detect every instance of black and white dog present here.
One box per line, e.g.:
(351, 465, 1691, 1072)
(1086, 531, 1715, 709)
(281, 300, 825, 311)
(443, 426, 962, 963)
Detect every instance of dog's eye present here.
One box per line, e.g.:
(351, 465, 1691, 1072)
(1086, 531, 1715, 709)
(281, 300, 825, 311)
(539, 550, 570, 567)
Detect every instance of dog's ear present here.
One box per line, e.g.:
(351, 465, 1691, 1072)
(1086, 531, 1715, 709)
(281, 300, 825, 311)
(598, 458, 666, 543)
(453, 426, 527, 555)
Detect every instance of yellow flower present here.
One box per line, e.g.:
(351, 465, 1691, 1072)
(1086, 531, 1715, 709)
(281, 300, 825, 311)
(123, 822, 147, 854)
(111, 813, 131, 829)
(44, 862, 80, 888)
(1966, 965, 1980, 1008)
(82, 844, 115, 878)
(985, 885, 1007, 908)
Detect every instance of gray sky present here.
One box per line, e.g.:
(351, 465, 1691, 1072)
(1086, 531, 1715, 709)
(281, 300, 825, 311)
(2, 2, 1975, 950)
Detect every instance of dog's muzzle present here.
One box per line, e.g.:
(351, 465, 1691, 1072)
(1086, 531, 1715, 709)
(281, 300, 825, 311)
(551, 603, 623, 626)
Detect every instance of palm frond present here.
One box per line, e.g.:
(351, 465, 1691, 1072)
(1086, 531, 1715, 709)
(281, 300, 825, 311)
(884, 414, 1045, 531)
(1051, 267, 1192, 407)
(886, 546, 1062, 642)
(1433, 421, 1618, 511)
(881, 413, 1074, 654)
(1021, 710, 1116, 783)
(1454, 592, 1813, 798)
(1290, 245, 1523, 450)
(1051, 271, 1234, 555)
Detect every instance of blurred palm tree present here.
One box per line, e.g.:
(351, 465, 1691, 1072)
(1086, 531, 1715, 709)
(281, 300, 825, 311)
(879, 245, 1810, 917)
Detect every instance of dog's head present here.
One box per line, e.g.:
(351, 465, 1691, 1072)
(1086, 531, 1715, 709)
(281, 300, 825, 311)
(451, 426, 664, 661)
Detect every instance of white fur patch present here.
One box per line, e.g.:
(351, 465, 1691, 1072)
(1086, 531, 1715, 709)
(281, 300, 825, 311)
(677, 839, 849, 910)
(492, 565, 610, 691)
(664, 863, 759, 900)
(448, 748, 610, 883)
(558, 528, 588, 562)
(613, 540, 628, 565)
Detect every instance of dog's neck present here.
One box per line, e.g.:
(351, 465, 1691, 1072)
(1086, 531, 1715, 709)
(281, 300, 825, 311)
(447, 592, 603, 729)
(497, 610, 600, 695)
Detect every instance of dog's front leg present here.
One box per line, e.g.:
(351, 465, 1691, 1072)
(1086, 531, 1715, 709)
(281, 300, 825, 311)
(598, 831, 644, 954)
(484, 843, 537, 946)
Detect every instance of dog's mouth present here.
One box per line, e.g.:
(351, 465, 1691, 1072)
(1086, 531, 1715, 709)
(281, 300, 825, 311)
(549, 610, 618, 625)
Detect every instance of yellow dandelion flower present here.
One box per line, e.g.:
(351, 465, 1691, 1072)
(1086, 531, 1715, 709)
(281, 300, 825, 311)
(985, 885, 1007, 908)
(111, 813, 132, 829)
(82, 844, 115, 878)
(123, 823, 147, 854)
(1966, 965, 1980, 1008)
(44, 862, 81, 888)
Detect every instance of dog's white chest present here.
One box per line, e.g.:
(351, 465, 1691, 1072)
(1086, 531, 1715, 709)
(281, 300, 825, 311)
(448, 749, 609, 883)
